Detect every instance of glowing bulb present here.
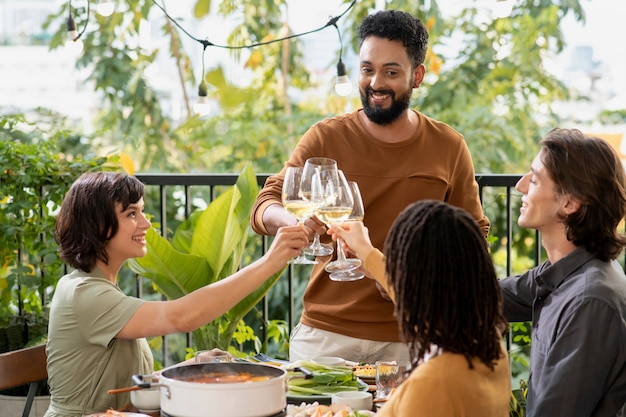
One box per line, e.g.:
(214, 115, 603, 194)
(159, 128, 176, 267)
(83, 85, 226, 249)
(334, 60, 352, 96)
(96, 0, 115, 17)
(335, 75, 353, 96)
(193, 82, 211, 116)
(64, 37, 84, 55)
(65, 16, 83, 55)
(193, 96, 211, 116)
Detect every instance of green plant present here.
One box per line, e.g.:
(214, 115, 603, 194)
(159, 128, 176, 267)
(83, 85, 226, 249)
(0, 112, 115, 352)
(127, 162, 285, 353)
(510, 379, 528, 417)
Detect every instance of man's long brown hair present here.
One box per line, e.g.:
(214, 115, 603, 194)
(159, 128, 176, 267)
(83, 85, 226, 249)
(540, 128, 626, 261)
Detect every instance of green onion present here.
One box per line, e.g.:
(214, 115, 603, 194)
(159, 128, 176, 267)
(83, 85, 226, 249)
(286, 360, 360, 396)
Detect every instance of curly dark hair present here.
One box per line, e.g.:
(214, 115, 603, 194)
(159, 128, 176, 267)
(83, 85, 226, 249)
(384, 200, 508, 371)
(357, 9, 429, 68)
(55, 172, 145, 272)
(540, 128, 626, 261)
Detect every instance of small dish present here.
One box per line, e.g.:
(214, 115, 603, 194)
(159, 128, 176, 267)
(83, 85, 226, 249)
(331, 391, 373, 410)
(311, 356, 346, 366)
(130, 387, 161, 413)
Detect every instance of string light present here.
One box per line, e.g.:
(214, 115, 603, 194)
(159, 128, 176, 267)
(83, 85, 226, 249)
(150, 0, 357, 94)
(96, 0, 115, 17)
(331, 22, 352, 96)
(64, 3, 84, 55)
(193, 44, 211, 116)
(64, 0, 357, 93)
(335, 59, 352, 96)
(193, 81, 211, 116)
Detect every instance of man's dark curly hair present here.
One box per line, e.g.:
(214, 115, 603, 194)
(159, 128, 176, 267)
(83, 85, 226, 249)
(357, 10, 429, 68)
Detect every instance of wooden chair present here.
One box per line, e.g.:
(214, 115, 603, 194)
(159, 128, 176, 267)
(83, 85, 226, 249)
(0, 344, 48, 417)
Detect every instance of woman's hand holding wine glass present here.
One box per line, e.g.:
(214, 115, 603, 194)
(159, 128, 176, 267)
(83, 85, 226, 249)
(282, 166, 318, 265)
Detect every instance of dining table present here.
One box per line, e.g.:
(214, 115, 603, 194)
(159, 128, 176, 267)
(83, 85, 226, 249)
(94, 355, 387, 417)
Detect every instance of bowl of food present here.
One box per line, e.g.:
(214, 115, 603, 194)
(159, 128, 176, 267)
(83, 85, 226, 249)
(130, 386, 161, 413)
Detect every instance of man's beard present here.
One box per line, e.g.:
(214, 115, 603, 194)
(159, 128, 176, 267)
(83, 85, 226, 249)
(360, 85, 412, 126)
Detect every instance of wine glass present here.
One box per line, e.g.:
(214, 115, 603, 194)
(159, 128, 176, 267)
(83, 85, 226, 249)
(327, 179, 366, 281)
(282, 166, 318, 265)
(301, 157, 339, 257)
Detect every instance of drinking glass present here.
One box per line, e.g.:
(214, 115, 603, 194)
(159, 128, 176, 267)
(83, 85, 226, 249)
(328, 180, 365, 281)
(313, 170, 360, 280)
(301, 157, 339, 257)
(195, 350, 232, 363)
(375, 360, 411, 400)
(282, 166, 318, 264)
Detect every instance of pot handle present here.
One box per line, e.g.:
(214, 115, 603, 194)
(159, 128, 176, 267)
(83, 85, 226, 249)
(132, 374, 155, 388)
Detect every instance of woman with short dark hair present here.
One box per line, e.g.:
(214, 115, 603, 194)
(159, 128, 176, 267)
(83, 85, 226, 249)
(45, 171, 308, 417)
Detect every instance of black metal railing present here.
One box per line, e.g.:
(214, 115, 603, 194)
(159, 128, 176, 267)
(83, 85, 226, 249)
(134, 173, 528, 365)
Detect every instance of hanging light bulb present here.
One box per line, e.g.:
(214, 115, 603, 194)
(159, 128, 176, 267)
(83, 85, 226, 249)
(96, 0, 115, 17)
(330, 21, 352, 96)
(193, 81, 211, 116)
(334, 58, 352, 96)
(64, 15, 84, 55)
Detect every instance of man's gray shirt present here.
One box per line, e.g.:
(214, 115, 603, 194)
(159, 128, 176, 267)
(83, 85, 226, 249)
(500, 247, 626, 417)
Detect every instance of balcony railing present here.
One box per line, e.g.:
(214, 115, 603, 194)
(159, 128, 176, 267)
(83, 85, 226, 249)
(133, 173, 531, 365)
(7, 173, 531, 365)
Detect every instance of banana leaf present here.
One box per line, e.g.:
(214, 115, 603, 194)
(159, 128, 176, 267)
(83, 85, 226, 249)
(128, 163, 285, 350)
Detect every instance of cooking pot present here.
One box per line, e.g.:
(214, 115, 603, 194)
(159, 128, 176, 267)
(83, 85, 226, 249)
(133, 362, 307, 417)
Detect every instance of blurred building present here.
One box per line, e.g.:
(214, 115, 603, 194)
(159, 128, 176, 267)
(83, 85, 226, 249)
(0, 0, 98, 127)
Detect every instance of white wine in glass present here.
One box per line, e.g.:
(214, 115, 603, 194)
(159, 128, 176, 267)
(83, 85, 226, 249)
(328, 180, 365, 281)
(301, 157, 339, 257)
(282, 166, 317, 265)
(315, 206, 353, 225)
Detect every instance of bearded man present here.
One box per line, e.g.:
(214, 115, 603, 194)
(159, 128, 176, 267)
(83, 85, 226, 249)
(251, 9, 488, 363)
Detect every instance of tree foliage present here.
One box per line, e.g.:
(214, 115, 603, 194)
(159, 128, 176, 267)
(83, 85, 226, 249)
(41, 0, 587, 176)
(38, 0, 590, 370)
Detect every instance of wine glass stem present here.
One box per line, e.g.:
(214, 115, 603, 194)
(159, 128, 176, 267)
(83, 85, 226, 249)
(336, 237, 347, 261)
(311, 233, 322, 248)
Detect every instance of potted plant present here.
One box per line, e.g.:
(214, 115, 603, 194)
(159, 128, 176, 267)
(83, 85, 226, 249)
(128, 162, 286, 353)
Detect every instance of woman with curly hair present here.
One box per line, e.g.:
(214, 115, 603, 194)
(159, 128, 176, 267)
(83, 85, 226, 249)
(330, 200, 510, 416)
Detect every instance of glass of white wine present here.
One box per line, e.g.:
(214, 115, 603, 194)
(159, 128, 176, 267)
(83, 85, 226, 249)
(282, 166, 317, 265)
(301, 157, 338, 257)
(313, 171, 362, 281)
(327, 180, 365, 281)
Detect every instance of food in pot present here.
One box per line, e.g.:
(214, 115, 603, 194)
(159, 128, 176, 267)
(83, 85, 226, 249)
(174, 371, 272, 384)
